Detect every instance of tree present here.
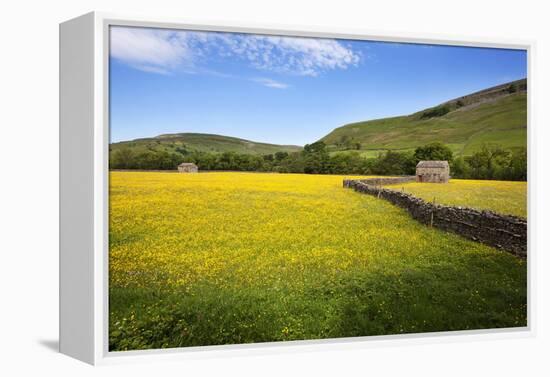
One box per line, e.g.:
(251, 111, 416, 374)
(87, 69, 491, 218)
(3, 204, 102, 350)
(218, 152, 237, 170)
(274, 151, 288, 161)
(328, 152, 364, 174)
(303, 141, 328, 154)
(302, 141, 330, 174)
(465, 143, 511, 179)
(110, 148, 135, 169)
(451, 157, 469, 178)
(465, 152, 488, 179)
(503, 147, 527, 181)
(372, 150, 415, 175)
(414, 142, 453, 163)
(278, 152, 304, 173)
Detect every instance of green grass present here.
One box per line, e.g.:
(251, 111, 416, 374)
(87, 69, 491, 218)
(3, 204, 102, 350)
(461, 128, 527, 155)
(330, 148, 417, 159)
(109, 172, 527, 351)
(385, 179, 527, 218)
(111, 132, 303, 155)
(321, 92, 527, 156)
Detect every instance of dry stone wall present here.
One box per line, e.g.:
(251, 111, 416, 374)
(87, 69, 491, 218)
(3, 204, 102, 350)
(350, 176, 417, 186)
(343, 178, 527, 258)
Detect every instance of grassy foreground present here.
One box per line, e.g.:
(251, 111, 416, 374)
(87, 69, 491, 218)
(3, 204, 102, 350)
(109, 172, 526, 351)
(385, 179, 527, 218)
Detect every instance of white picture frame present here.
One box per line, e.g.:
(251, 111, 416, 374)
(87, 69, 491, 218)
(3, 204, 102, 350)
(59, 11, 535, 365)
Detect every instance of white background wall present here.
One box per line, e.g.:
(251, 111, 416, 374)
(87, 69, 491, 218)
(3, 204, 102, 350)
(1, 0, 548, 375)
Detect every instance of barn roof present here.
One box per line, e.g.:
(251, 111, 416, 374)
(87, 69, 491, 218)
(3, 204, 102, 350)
(178, 162, 197, 167)
(416, 160, 449, 168)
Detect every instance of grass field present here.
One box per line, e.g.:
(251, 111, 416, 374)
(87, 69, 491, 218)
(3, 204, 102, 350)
(321, 93, 527, 156)
(385, 180, 527, 218)
(109, 171, 527, 351)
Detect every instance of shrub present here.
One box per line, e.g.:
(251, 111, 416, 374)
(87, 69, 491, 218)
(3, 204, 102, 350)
(420, 105, 451, 119)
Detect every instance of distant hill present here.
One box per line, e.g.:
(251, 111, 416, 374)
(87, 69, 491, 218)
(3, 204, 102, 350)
(320, 79, 527, 157)
(110, 133, 303, 155)
(111, 79, 527, 159)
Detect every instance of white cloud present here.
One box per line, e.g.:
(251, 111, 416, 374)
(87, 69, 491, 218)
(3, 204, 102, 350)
(110, 27, 193, 74)
(110, 27, 361, 77)
(210, 34, 361, 76)
(251, 78, 289, 89)
(244, 36, 360, 76)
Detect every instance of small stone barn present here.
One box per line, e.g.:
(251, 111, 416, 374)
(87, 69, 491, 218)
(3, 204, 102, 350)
(177, 162, 198, 173)
(416, 160, 450, 183)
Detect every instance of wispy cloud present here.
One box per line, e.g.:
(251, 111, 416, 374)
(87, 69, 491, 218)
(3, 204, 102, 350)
(110, 27, 193, 74)
(110, 27, 361, 77)
(250, 77, 289, 89)
(214, 34, 361, 76)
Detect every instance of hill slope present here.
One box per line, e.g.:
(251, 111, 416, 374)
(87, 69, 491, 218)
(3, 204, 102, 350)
(111, 133, 302, 155)
(320, 79, 527, 157)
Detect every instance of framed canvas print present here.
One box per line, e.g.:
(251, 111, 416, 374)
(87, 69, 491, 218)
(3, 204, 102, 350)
(59, 12, 533, 365)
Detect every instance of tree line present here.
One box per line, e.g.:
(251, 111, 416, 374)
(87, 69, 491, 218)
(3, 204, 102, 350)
(110, 141, 526, 181)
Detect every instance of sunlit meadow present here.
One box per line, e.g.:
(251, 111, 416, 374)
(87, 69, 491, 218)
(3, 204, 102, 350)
(109, 171, 526, 351)
(385, 179, 527, 218)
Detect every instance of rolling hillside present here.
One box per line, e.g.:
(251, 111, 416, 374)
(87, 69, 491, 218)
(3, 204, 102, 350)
(111, 133, 302, 155)
(321, 79, 527, 157)
(111, 79, 526, 160)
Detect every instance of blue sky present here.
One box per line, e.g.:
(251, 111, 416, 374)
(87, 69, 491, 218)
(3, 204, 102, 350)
(109, 26, 527, 145)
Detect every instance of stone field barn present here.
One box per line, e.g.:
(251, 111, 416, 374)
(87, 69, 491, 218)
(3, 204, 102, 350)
(178, 162, 198, 173)
(416, 160, 450, 183)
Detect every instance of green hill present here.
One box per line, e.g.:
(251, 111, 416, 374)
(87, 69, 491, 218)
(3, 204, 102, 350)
(320, 79, 527, 157)
(111, 133, 302, 155)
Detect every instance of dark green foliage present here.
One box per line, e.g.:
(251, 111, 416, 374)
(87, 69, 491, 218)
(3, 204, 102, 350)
(419, 105, 451, 119)
(110, 148, 136, 169)
(302, 141, 330, 174)
(303, 141, 328, 154)
(454, 144, 526, 181)
(110, 142, 526, 181)
(274, 151, 289, 161)
(450, 157, 468, 178)
(110, 148, 183, 170)
(332, 136, 362, 151)
(506, 148, 528, 181)
(371, 150, 416, 175)
(507, 84, 518, 94)
(414, 142, 454, 163)
(327, 152, 371, 175)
